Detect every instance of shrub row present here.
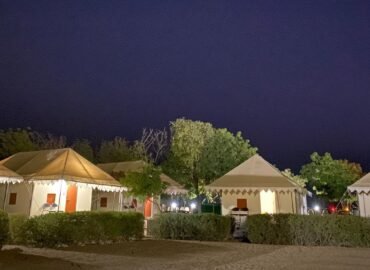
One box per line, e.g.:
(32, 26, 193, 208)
(247, 214, 370, 247)
(0, 211, 9, 248)
(150, 213, 232, 241)
(9, 211, 144, 247)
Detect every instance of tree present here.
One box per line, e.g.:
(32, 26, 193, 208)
(122, 164, 164, 198)
(0, 128, 39, 158)
(97, 137, 148, 163)
(163, 119, 215, 195)
(97, 137, 133, 163)
(121, 163, 165, 212)
(139, 128, 169, 164)
(199, 129, 257, 183)
(72, 139, 94, 162)
(33, 132, 67, 150)
(281, 168, 307, 188)
(300, 152, 362, 201)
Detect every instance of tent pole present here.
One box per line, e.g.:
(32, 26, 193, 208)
(363, 193, 367, 217)
(57, 180, 63, 212)
(290, 191, 295, 214)
(3, 183, 9, 211)
(113, 192, 116, 211)
(28, 182, 34, 216)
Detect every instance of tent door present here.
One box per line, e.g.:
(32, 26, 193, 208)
(65, 185, 78, 213)
(144, 197, 152, 218)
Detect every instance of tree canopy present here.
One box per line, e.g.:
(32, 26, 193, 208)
(97, 137, 146, 163)
(300, 152, 362, 201)
(0, 128, 38, 158)
(199, 129, 257, 183)
(121, 163, 164, 199)
(72, 139, 94, 162)
(163, 119, 257, 196)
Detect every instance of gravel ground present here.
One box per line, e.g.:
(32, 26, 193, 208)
(2, 240, 370, 270)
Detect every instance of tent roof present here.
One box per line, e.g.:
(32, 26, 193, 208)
(0, 148, 122, 187)
(97, 160, 187, 194)
(207, 154, 300, 192)
(348, 173, 370, 192)
(0, 164, 23, 184)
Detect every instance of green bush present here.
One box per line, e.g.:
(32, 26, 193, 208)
(150, 213, 232, 241)
(8, 214, 28, 244)
(19, 211, 144, 247)
(247, 214, 370, 247)
(0, 211, 9, 248)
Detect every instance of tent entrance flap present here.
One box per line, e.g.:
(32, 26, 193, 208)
(65, 185, 78, 213)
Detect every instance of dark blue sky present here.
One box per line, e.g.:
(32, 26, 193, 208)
(1, 0, 369, 172)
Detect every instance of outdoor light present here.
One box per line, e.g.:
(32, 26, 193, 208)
(171, 202, 178, 209)
(314, 205, 320, 212)
(190, 202, 196, 209)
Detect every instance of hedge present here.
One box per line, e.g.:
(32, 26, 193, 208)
(150, 213, 232, 241)
(0, 211, 9, 248)
(16, 211, 144, 247)
(247, 214, 370, 247)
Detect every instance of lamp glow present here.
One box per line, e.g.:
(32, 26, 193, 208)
(171, 202, 178, 209)
(314, 205, 320, 212)
(190, 202, 196, 209)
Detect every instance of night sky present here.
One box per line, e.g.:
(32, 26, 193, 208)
(1, 0, 369, 172)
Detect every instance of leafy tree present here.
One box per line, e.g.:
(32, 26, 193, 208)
(121, 164, 165, 212)
(199, 129, 257, 183)
(300, 152, 362, 201)
(72, 139, 94, 162)
(97, 137, 148, 163)
(33, 132, 67, 149)
(121, 164, 164, 198)
(163, 119, 215, 195)
(98, 137, 133, 163)
(281, 168, 307, 188)
(0, 128, 39, 158)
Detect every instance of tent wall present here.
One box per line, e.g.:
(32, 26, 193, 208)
(2, 183, 32, 215)
(30, 182, 67, 216)
(221, 191, 261, 215)
(76, 186, 92, 212)
(30, 182, 93, 216)
(275, 191, 299, 214)
(358, 193, 370, 218)
(220, 190, 303, 216)
(94, 190, 121, 211)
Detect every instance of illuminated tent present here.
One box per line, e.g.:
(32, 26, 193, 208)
(206, 154, 307, 215)
(348, 173, 370, 217)
(0, 148, 125, 216)
(97, 160, 187, 195)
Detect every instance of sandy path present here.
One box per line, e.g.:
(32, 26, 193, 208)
(3, 240, 370, 270)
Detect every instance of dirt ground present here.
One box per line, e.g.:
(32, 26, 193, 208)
(1, 240, 370, 270)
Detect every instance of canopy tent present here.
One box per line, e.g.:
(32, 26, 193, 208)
(348, 173, 370, 217)
(348, 173, 370, 193)
(206, 154, 307, 215)
(97, 160, 187, 194)
(0, 148, 125, 192)
(0, 164, 23, 184)
(207, 154, 303, 193)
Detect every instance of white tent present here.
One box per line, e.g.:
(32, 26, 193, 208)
(0, 148, 125, 216)
(207, 154, 307, 215)
(348, 173, 370, 217)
